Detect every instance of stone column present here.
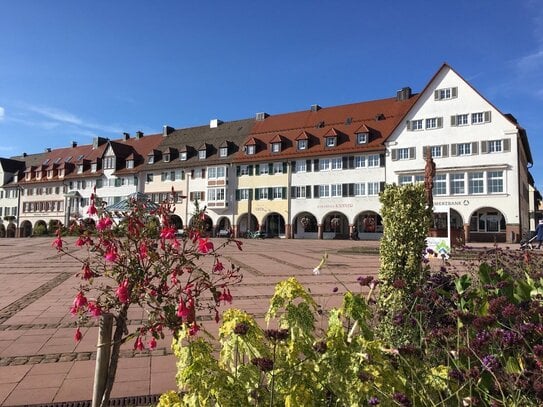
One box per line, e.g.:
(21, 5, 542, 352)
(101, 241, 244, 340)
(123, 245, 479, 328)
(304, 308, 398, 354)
(318, 224, 323, 240)
(463, 223, 470, 244)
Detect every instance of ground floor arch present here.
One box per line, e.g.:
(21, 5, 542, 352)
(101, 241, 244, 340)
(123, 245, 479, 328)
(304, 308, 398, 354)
(468, 207, 507, 243)
(262, 212, 285, 238)
(169, 214, 183, 231)
(20, 220, 32, 238)
(33, 220, 48, 236)
(216, 217, 232, 237)
(293, 212, 318, 239)
(353, 211, 383, 240)
(322, 212, 349, 239)
(237, 213, 258, 237)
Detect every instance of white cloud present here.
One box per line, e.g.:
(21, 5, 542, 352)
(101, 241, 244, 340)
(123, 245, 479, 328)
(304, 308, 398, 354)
(0, 106, 4, 121)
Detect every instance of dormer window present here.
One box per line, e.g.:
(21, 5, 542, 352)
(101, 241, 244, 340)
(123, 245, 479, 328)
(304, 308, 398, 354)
(246, 145, 255, 155)
(47, 170, 54, 178)
(35, 171, 42, 180)
(325, 137, 337, 147)
(356, 133, 368, 144)
(77, 164, 84, 174)
(91, 163, 97, 173)
(148, 155, 155, 164)
(180, 152, 187, 161)
(297, 139, 307, 150)
(199, 149, 206, 159)
(126, 160, 134, 169)
(25, 172, 31, 181)
(219, 147, 228, 157)
(271, 142, 281, 153)
(163, 153, 170, 163)
(59, 169, 65, 178)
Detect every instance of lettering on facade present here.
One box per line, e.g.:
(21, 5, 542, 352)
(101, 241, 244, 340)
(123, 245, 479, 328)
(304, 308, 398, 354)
(435, 200, 469, 207)
(316, 203, 354, 209)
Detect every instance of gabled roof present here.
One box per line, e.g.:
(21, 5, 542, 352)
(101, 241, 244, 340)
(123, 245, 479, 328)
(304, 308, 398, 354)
(0, 158, 25, 174)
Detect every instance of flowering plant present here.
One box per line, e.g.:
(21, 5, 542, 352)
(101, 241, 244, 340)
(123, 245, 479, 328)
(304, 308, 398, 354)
(53, 190, 242, 406)
(300, 216, 310, 229)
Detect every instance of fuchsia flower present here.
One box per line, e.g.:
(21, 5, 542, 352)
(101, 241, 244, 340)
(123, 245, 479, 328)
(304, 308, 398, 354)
(87, 202, 97, 216)
(134, 336, 145, 351)
(198, 238, 214, 254)
(189, 322, 200, 336)
(74, 327, 82, 342)
(96, 217, 112, 231)
(105, 246, 118, 262)
(52, 230, 63, 251)
(176, 297, 190, 319)
(148, 337, 157, 350)
(81, 263, 94, 280)
(219, 288, 233, 304)
(115, 279, 130, 303)
(138, 242, 148, 260)
(71, 291, 88, 315)
(160, 226, 176, 240)
(87, 301, 102, 317)
(213, 259, 224, 273)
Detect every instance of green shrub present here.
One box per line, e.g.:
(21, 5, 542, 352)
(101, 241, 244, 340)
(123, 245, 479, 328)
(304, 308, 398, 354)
(33, 223, 48, 236)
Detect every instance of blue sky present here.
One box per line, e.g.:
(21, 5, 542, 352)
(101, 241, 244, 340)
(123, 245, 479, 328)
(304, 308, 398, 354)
(1, 1, 542, 190)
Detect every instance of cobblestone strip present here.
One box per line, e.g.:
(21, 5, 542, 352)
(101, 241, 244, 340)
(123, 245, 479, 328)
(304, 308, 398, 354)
(0, 272, 73, 324)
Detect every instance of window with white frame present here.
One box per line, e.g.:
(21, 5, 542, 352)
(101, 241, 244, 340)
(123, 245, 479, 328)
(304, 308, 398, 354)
(487, 140, 502, 153)
(91, 163, 97, 172)
(258, 188, 269, 200)
(295, 160, 306, 172)
(450, 173, 465, 194)
(407, 119, 423, 131)
(399, 175, 413, 185)
(354, 156, 366, 168)
(487, 171, 504, 193)
(356, 133, 368, 144)
(457, 143, 471, 156)
(104, 156, 115, 169)
(272, 187, 283, 199)
(127, 160, 134, 169)
(273, 162, 283, 174)
(246, 145, 255, 155)
(331, 184, 342, 197)
(297, 139, 307, 150)
(239, 189, 250, 200)
(325, 137, 336, 147)
(219, 147, 228, 157)
(468, 172, 484, 194)
(146, 173, 154, 183)
(472, 111, 491, 124)
(271, 143, 281, 153)
(354, 183, 365, 196)
(319, 159, 331, 171)
(180, 152, 187, 161)
(367, 154, 380, 167)
(415, 175, 424, 184)
(435, 87, 457, 100)
(259, 164, 269, 175)
(425, 117, 442, 129)
(431, 146, 442, 158)
(240, 165, 249, 176)
(193, 168, 202, 178)
(451, 114, 469, 126)
(293, 186, 306, 198)
(208, 188, 225, 201)
(367, 182, 380, 196)
(148, 155, 155, 164)
(163, 153, 170, 162)
(319, 185, 330, 198)
(398, 148, 410, 160)
(198, 150, 206, 159)
(331, 157, 342, 170)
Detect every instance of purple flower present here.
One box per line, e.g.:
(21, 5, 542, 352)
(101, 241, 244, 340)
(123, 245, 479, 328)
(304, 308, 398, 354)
(392, 392, 412, 407)
(482, 355, 500, 371)
(251, 357, 274, 372)
(448, 368, 464, 381)
(234, 322, 250, 336)
(368, 396, 380, 405)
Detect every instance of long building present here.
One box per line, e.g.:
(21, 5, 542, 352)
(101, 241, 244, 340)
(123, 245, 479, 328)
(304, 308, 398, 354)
(0, 64, 539, 243)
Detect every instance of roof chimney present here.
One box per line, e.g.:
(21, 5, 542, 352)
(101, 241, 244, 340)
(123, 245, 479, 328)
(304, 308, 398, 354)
(210, 119, 223, 128)
(45, 148, 51, 152)
(72, 141, 77, 148)
(123, 132, 130, 140)
(163, 125, 174, 136)
(255, 112, 269, 121)
(93, 136, 108, 149)
(396, 87, 412, 101)
(135, 131, 143, 139)
(310, 104, 321, 112)
(23, 152, 27, 157)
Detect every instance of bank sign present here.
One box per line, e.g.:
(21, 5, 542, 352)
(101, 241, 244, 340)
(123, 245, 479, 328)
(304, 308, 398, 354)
(426, 205, 451, 259)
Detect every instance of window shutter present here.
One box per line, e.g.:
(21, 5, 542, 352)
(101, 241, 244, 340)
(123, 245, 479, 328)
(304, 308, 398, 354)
(452, 87, 458, 98)
(409, 147, 416, 159)
(291, 161, 297, 173)
(434, 90, 440, 100)
(450, 115, 457, 126)
(313, 185, 319, 198)
(249, 189, 253, 199)
(437, 117, 443, 128)
(349, 183, 354, 196)
(391, 149, 398, 161)
(503, 138, 511, 152)
(283, 162, 287, 173)
(306, 160, 312, 172)
(380, 154, 385, 167)
(235, 190, 240, 201)
(255, 164, 260, 175)
(379, 182, 386, 192)
(201, 169, 206, 178)
(248, 165, 253, 176)
(189, 192, 194, 201)
(442, 145, 449, 157)
(484, 111, 491, 122)
(201, 192, 205, 201)
(342, 156, 348, 169)
(481, 141, 488, 154)
(282, 187, 287, 199)
(191, 169, 195, 178)
(422, 146, 427, 158)
(291, 186, 296, 198)
(161, 173, 166, 181)
(342, 183, 348, 197)
(406, 120, 412, 131)
(306, 185, 312, 198)
(313, 159, 319, 172)
(268, 163, 273, 174)
(181, 171, 185, 180)
(348, 156, 354, 169)
(472, 142, 479, 154)
(451, 144, 457, 156)
(255, 188, 260, 200)
(236, 166, 240, 176)
(268, 187, 273, 200)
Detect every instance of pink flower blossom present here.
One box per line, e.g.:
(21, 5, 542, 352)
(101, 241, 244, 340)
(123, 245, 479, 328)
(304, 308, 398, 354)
(96, 217, 112, 231)
(86, 203, 97, 216)
(105, 247, 118, 262)
(176, 297, 190, 319)
(138, 242, 148, 260)
(198, 238, 214, 254)
(148, 337, 157, 350)
(74, 327, 82, 342)
(71, 292, 88, 315)
(134, 336, 145, 351)
(160, 226, 176, 240)
(52, 230, 63, 251)
(213, 260, 224, 273)
(219, 288, 233, 304)
(115, 279, 130, 303)
(75, 236, 87, 247)
(189, 322, 200, 336)
(81, 264, 94, 280)
(87, 301, 102, 317)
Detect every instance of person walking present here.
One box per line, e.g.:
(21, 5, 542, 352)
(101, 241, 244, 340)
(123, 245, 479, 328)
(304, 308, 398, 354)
(536, 219, 543, 249)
